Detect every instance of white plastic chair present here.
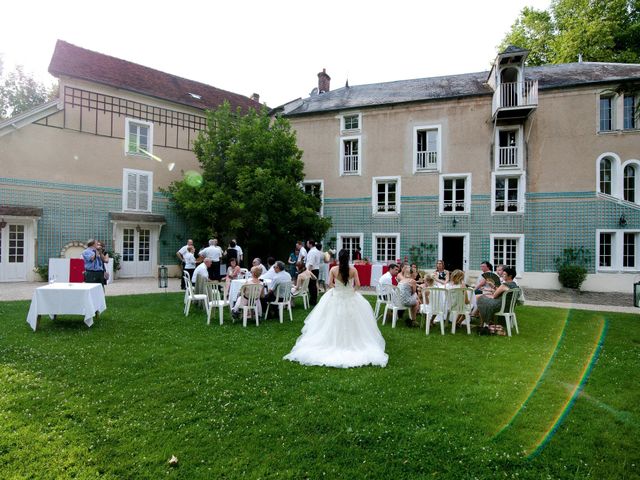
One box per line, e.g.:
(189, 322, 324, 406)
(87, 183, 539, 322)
(235, 283, 263, 327)
(422, 287, 447, 335)
(205, 282, 229, 325)
(448, 287, 473, 334)
(383, 286, 412, 328)
(184, 272, 207, 316)
(495, 288, 521, 337)
(374, 284, 392, 322)
(291, 276, 310, 309)
(264, 281, 293, 323)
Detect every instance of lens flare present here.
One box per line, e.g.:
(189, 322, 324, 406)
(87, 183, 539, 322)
(168, 162, 175, 171)
(139, 148, 163, 163)
(184, 170, 203, 187)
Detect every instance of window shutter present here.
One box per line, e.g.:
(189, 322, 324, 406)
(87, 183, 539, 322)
(138, 174, 149, 211)
(127, 172, 138, 210)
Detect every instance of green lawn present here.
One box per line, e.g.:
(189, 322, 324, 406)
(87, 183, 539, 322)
(0, 293, 638, 479)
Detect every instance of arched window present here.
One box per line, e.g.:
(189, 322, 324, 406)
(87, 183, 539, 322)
(600, 157, 612, 195)
(624, 164, 637, 203)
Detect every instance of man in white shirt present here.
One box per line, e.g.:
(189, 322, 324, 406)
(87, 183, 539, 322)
(232, 239, 243, 265)
(378, 263, 400, 287)
(199, 239, 223, 280)
(260, 257, 277, 280)
(297, 240, 307, 264)
(176, 239, 194, 289)
(192, 258, 211, 285)
(305, 240, 324, 305)
(262, 261, 292, 314)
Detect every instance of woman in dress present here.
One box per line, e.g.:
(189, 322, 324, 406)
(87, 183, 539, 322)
(397, 264, 420, 326)
(433, 259, 449, 286)
(284, 249, 388, 368)
(476, 266, 518, 325)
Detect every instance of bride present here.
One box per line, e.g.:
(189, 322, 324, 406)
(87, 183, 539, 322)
(283, 249, 388, 368)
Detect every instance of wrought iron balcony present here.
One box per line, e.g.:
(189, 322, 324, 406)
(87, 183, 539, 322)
(492, 80, 538, 120)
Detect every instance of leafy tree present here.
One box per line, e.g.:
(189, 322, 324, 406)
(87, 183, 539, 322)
(166, 102, 331, 261)
(500, 0, 640, 65)
(0, 65, 55, 119)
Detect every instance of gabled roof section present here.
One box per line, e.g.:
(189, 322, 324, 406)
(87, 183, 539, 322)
(0, 99, 62, 138)
(48, 40, 262, 113)
(284, 62, 640, 117)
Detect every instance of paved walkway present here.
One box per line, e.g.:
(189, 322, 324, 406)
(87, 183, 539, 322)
(1, 279, 638, 314)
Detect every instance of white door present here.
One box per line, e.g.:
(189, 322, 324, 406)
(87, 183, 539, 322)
(0, 223, 28, 282)
(119, 226, 153, 277)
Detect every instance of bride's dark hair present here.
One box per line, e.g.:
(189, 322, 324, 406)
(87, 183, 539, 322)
(338, 249, 350, 285)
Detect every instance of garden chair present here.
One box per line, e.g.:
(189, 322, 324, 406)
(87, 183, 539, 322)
(264, 281, 293, 323)
(382, 286, 412, 328)
(235, 283, 263, 327)
(448, 287, 474, 334)
(291, 276, 310, 309)
(494, 287, 521, 337)
(205, 282, 229, 325)
(374, 284, 392, 322)
(184, 272, 207, 316)
(422, 287, 447, 335)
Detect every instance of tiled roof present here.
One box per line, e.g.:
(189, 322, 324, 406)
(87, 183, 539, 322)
(48, 40, 261, 113)
(284, 62, 640, 116)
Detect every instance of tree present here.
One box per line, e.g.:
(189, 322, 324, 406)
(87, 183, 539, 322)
(166, 102, 331, 261)
(500, 0, 640, 66)
(0, 65, 55, 119)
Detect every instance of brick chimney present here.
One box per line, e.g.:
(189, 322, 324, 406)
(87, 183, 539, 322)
(318, 68, 331, 93)
(250, 93, 260, 102)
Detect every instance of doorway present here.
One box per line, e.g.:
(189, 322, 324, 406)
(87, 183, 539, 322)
(439, 234, 469, 273)
(0, 221, 32, 282)
(115, 225, 156, 278)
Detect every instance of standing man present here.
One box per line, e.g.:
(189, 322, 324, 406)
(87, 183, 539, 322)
(199, 239, 223, 281)
(82, 239, 107, 286)
(232, 239, 243, 266)
(297, 240, 307, 265)
(176, 238, 194, 290)
(305, 240, 323, 305)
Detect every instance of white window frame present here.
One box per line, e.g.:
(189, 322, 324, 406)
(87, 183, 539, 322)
(302, 179, 325, 216)
(490, 234, 524, 276)
(339, 135, 361, 176)
(623, 94, 637, 130)
(494, 125, 523, 170)
(372, 233, 400, 263)
(125, 118, 153, 156)
(598, 93, 615, 132)
(122, 168, 153, 213)
(372, 176, 401, 216)
(439, 173, 471, 215)
(341, 112, 362, 133)
(596, 152, 621, 198)
(596, 229, 640, 272)
(413, 125, 441, 173)
(622, 160, 640, 205)
(491, 172, 526, 214)
(337, 233, 364, 261)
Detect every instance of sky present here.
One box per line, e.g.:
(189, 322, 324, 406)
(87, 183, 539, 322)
(0, 0, 551, 108)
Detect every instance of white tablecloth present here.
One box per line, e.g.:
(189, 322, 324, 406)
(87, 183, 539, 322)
(48, 258, 113, 285)
(228, 279, 271, 305)
(26, 283, 107, 331)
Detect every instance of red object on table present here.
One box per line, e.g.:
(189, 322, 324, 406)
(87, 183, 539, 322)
(69, 258, 85, 283)
(353, 264, 372, 286)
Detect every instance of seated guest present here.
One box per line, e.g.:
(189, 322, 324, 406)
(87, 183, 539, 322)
(476, 267, 519, 325)
(260, 257, 277, 280)
(378, 263, 400, 286)
(261, 261, 292, 314)
(232, 266, 264, 319)
(495, 264, 506, 283)
(448, 269, 470, 325)
(433, 259, 449, 286)
(192, 258, 211, 285)
(252, 258, 267, 276)
(224, 257, 242, 297)
(397, 264, 421, 327)
(410, 263, 421, 283)
(292, 261, 316, 294)
(474, 261, 494, 294)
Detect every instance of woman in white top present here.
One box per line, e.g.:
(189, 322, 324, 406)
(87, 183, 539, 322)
(284, 249, 388, 368)
(183, 245, 197, 286)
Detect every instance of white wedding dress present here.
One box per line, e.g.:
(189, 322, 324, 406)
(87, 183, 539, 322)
(284, 280, 388, 368)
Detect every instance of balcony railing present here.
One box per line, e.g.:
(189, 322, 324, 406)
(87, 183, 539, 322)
(416, 151, 438, 170)
(343, 154, 359, 174)
(497, 146, 519, 168)
(492, 80, 538, 117)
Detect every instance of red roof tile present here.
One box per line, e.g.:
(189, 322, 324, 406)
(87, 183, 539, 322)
(48, 40, 261, 112)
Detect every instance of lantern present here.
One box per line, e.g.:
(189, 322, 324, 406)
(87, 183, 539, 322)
(158, 265, 168, 290)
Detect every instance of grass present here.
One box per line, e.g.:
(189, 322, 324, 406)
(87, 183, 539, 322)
(0, 293, 638, 479)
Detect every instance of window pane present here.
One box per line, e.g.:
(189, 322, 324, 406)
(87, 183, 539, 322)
(600, 158, 612, 195)
(123, 228, 135, 262)
(624, 95, 636, 129)
(138, 229, 150, 261)
(624, 233, 636, 268)
(8, 225, 24, 263)
(624, 165, 636, 202)
(599, 232, 612, 267)
(600, 97, 612, 131)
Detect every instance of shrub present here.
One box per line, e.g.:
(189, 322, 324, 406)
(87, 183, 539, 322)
(555, 247, 591, 290)
(34, 264, 48, 281)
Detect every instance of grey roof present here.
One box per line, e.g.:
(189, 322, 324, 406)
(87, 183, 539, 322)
(284, 62, 640, 116)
